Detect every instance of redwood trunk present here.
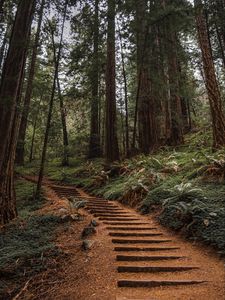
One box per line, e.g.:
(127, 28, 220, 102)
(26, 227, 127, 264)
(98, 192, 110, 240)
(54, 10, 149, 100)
(89, 0, 101, 158)
(105, 0, 120, 162)
(195, 0, 225, 148)
(0, 0, 35, 225)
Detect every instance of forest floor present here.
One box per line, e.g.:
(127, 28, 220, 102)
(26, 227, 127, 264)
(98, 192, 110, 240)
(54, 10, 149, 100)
(1, 130, 225, 299)
(1, 177, 224, 299)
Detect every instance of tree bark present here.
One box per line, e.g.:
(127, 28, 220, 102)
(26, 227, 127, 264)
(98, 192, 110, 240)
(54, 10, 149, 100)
(16, 0, 45, 165)
(0, 0, 35, 225)
(195, 0, 225, 149)
(105, 0, 120, 162)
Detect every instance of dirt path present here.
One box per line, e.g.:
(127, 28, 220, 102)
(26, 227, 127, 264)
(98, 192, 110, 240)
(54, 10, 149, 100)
(25, 178, 225, 300)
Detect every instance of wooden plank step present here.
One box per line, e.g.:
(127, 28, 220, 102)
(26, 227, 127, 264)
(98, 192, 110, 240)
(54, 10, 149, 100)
(86, 206, 120, 209)
(103, 222, 149, 225)
(116, 255, 183, 262)
(107, 227, 157, 231)
(117, 266, 199, 273)
(95, 214, 136, 218)
(92, 211, 126, 215)
(114, 246, 180, 252)
(99, 218, 140, 221)
(109, 233, 163, 237)
(112, 239, 172, 244)
(117, 280, 206, 288)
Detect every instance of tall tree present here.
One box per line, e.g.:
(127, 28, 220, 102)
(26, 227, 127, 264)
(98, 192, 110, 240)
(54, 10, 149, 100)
(105, 0, 120, 162)
(0, 0, 35, 225)
(89, 0, 102, 158)
(16, 0, 45, 165)
(195, 0, 225, 149)
(136, 0, 157, 154)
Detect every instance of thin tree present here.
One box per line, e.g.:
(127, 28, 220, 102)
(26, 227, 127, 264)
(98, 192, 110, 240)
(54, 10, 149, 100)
(195, 0, 225, 148)
(0, 0, 35, 225)
(16, 0, 45, 165)
(56, 73, 69, 166)
(118, 20, 129, 157)
(36, 0, 68, 198)
(105, 0, 120, 162)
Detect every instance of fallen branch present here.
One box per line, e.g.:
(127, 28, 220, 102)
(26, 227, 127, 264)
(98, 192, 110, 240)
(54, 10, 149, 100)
(12, 279, 31, 300)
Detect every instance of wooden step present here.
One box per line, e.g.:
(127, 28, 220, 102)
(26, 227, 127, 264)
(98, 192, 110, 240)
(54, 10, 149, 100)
(114, 246, 180, 252)
(117, 280, 206, 288)
(112, 239, 172, 244)
(107, 227, 157, 231)
(116, 255, 183, 262)
(86, 206, 120, 210)
(117, 266, 199, 273)
(109, 232, 163, 237)
(95, 214, 136, 218)
(99, 218, 141, 221)
(92, 211, 127, 215)
(103, 222, 149, 226)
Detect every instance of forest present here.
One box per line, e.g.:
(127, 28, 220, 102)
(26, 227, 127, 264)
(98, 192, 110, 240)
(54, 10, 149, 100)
(0, 0, 225, 299)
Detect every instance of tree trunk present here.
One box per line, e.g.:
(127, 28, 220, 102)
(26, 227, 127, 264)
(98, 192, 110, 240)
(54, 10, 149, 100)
(0, 0, 35, 225)
(36, 0, 68, 198)
(16, 0, 45, 165)
(0, 0, 5, 13)
(118, 24, 129, 157)
(56, 74, 69, 166)
(105, 0, 120, 162)
(165, 18, 184, 145)
(89, 0, 102, 158)
(136, 0, 157, 154)
(29, 95, 42, 162)
(195, 0, 225, 148)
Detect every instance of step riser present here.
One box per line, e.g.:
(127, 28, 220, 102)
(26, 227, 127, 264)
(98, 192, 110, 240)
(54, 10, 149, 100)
(91, 211, 127, 215)
(109, 233, 163, 237)
(107, 227, 157, 231)
(116, 256, 182, 262)
(99, 218, 140, 222)
(117, 280, 205, 288)
(114, 247, 180, 252)
(117, 266, 199, 273)
(103, 222, 149, 226)
(112, 239, 172, 244)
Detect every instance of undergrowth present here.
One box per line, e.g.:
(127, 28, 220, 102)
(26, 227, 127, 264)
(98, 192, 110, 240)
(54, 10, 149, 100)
(18, 130, 225, 256)
(0, 180, 61, 299)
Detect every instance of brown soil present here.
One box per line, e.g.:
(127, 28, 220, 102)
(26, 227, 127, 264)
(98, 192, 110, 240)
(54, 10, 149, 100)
(21, 178, 225, 300)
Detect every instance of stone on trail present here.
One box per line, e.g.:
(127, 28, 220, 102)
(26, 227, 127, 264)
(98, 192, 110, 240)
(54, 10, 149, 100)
(90, 219, 99, 227)
(82, 240, 95, 251)
(81, 226, 97, 238)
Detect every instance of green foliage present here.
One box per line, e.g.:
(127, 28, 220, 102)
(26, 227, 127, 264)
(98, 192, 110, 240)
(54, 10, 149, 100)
(15, 180, 45, 218)
(0, 215, 60, 271)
